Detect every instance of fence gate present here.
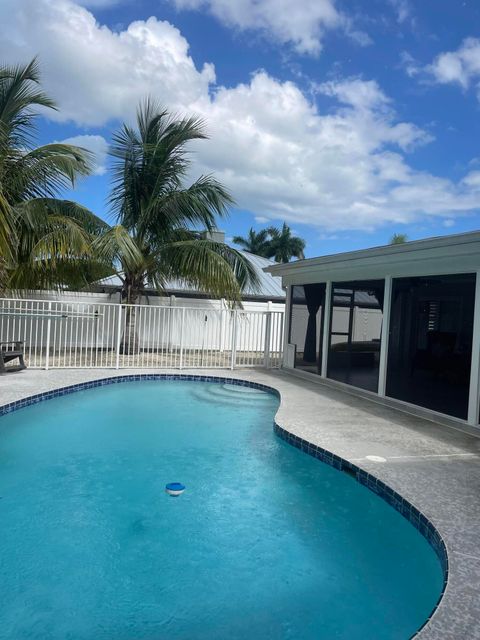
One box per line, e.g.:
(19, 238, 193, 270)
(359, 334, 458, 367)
(233, 310, 284, 368)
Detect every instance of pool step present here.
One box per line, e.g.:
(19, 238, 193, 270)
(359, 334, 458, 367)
(189, 383, 272, 407)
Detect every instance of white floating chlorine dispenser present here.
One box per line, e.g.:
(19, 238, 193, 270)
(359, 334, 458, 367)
(165, 482, 185, 497)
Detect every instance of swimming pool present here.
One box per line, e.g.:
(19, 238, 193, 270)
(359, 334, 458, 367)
(0, 378, 444, 639)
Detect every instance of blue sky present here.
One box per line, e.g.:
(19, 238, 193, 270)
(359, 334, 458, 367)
(2, 0, 480, 257)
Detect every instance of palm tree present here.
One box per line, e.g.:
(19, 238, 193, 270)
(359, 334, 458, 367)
(0, 58, 107, 290)
(232, 227, 271, 256)
(267, 223, 305, 263)
(390, 233, 408, 244)
(93, 100, 258, 353)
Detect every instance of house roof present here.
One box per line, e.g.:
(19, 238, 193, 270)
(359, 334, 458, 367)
(263, 230, 480, 284)
(95, 250, 286, 301)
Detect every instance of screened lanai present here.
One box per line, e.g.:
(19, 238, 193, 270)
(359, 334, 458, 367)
(265, 231, 480, 428)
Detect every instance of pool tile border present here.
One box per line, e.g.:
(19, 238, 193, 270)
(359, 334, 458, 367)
(0, 373, 447, 638)
(273, 422, 448, 638)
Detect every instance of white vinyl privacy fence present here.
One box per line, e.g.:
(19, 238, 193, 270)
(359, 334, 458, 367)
(0, 298, 284, 370)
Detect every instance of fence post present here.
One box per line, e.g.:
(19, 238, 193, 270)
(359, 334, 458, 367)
(264, 311, 272, 369)
(45, 301, 52, 370)
(179, 307, 185, 369)
(168, 295, 175, 353)
(230, 309, 238, 370)
(115, 304, 122, 370)
(219, 298, 226, 352)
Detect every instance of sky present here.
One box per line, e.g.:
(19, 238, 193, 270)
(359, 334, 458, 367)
(1, 0, 480, 257)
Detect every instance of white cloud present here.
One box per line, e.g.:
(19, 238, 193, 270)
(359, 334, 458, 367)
(318, 77, 390, 111)
(0, 0, 215, 127)
(76, 0, 120, 6)
(317, 77, 432, 151)
(388, 0, 413, 25)
(59, 135, 109, 175)
(462, 171, 480, 189)
(188, 72, 474, 231)
(170, 0, 369, 55)
(1, 0, 480, 232)
(400, 51, 421, 78)
(427, 37, 480, 92)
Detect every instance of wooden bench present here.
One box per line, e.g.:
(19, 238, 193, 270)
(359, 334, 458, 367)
(0, 341, 26, 373)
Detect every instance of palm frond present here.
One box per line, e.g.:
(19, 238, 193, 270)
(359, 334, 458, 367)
(92, 225, 144, 274)
(29, 214, 92, 261)
(0, 58, 56, 152)
(154, 239, 259, 301)
(16, 198, 109, 236)
(139, 176, 234, 241)
(0, 189, 16, 264)
(8, 255, 112, 292)
(4, 143, 93, 202)
(8, 211, 103, 290)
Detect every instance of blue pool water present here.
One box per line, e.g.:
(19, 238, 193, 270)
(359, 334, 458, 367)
(0, 380, 443, 639)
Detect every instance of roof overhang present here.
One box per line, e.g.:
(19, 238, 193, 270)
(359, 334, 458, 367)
(263, 230, 480, 285)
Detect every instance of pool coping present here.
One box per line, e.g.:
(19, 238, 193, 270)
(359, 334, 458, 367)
(0, 372, 448, 640)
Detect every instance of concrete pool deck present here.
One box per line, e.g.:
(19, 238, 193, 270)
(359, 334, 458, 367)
(1, 367, 479, 640)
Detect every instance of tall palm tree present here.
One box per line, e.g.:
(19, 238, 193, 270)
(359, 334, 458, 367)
(93, 100, 258, 353)
(232, 227, 271, 256)
(390, 233, 408, 244)
(0, 58, 108, 291)
(267, 223, 305, 263)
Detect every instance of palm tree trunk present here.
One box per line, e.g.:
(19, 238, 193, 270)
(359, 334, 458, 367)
(120, 305, 139, 355)
(120, 276, 142, 355)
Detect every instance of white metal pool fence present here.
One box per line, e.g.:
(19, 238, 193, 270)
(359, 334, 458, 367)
(0, 298, 284, 370)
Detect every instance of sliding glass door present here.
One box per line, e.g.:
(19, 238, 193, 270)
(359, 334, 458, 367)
(327, 280, 385, 392)
(386, 273, 475, 419)
(289, 283, 326, 374)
